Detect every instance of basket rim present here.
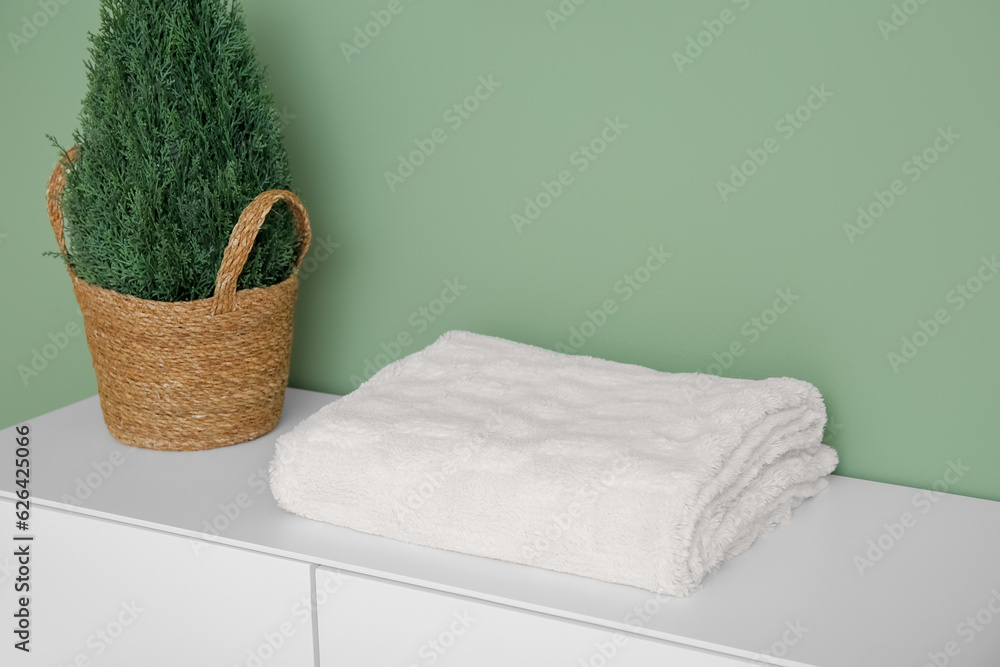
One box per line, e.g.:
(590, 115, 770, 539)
(48, 146, 311, 316)
(69, 270, 299, 311)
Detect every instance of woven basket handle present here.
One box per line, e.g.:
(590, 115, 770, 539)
(46, 146, 79, 260)
(211, 189, 312, 315)
(46, 148, 311, 312)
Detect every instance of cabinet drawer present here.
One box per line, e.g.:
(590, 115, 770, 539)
(3, 500, 315, 667)
(315, 567, 746, 666)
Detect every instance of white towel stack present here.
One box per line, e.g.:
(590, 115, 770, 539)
(269, 330, 838, 596)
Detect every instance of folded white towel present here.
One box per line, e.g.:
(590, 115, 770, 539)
(270, 330, 838, 596)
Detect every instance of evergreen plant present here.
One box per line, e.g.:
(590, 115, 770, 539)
(50, 0, 299, 302)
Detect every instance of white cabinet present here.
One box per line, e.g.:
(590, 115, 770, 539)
(314, 567, 744, 667)
(2, 500, 315, 667)
(4, 391, 1000, 667)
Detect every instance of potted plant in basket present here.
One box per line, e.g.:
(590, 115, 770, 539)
(46, 0, 312, 451)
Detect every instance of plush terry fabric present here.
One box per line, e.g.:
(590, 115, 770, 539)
(269, 330, 838, 596)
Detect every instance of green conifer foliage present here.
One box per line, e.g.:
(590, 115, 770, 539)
(51, 0, 299, 302)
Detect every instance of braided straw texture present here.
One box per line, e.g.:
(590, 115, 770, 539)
(46, 148, 312, 451)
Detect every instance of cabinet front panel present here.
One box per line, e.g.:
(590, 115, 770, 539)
(315, 567, 752, 667)
(2, 501, 316, 667)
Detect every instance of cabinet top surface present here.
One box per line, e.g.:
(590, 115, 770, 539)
(3, 389, 999, 667)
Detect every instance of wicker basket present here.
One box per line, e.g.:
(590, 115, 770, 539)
(46, 147, 312, 451)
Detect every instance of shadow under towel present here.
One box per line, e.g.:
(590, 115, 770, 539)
(269, 330, 839, 596)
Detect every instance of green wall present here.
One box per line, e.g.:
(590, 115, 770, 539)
(2, 0, 997, 501)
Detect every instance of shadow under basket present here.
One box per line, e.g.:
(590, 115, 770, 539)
(46, 148, 312, 451)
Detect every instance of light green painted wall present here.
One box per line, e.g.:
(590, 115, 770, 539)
(1, 1, 997, 500)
